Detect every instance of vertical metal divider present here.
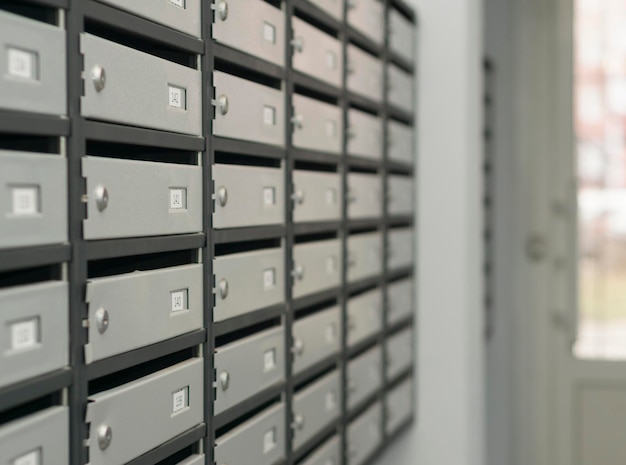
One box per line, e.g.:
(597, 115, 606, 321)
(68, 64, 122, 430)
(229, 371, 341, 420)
(66, 2, 89, 464)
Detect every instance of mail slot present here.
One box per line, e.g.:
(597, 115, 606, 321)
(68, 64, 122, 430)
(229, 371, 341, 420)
(348, 173, 382, 219)
(214, 246, 285, 322)
(347, 44, 383, 102)
(347, 0, 384, 45)
(387, 278, 413, 325)
(347, 109, 383, 160)
(213, 0, 285, 67)
(292, 17, 343, 88)
(215, 326, 285, 414)
(298, 435, 341, 465)
(82, 156, 202, 240)
(347, 232, 382, 282)
(347, 402, 382, 465)
(389, 9, 415, 64)
(292, 306, 342, 375)
(85, 264, 203, 363)
(388, 228, 413, 270)
(388, 64, 414, 115)
(312, 0, 343, 20)
(213, 164, 285, 229)
(0, 407, 68, 464)
(293, 239, 342, 299)
(386, 377, 413, 434)
(215, 402, 286, 465)
(98, 0, 202, 37)
(347, 288, 382, 347)
(81, 34, 202, 135)
(293, 94, 343, 154)
(86, 358, 204, 465)
(213, 71, 285, 146)
(0, 10, 66, 115)
(293, 170, 342, 223)
(0, 150, 67, 250)
(388, 175, 413, 216)
(347, 345, 382, 409)
(292, 371, 341, 450)
(386, 327, 413, 380)
(388, 120, 414, 164)
(0, 281, 68, 390)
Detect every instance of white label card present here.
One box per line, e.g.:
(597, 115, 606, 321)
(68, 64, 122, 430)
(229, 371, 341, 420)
(263, 187, 276, 206)
(264, 348, 276, 372)
(11, 186, 40, 216)
(7, 48, 38, 80)
(326, 256, 337, 274)
(263, 268, 276, 289)
(325, 188, 337, 205)
(169, 188, 187, 209)
(325, 390, 337, 411)
(172, 386, 189, 414)
(325, 120, 337, 137)
(263, 22, 276, 44)
(263, 427, 277, 454)
(168, 85, 186, 110)
(171, 289, 188, 312)
(169, 0, 186, 8)
(326, 51, 337, 69)
(325, 323, 337, 343)
(10, 318, 39, 352)
(263, 106, 276, 126)
(12, 449, 41, 465)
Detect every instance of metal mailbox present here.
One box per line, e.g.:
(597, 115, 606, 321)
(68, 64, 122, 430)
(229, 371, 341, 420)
(298, 435, 341, 465)
(347, 345, 382, 409)
(177, 455, 205, 465)
(347, 44, 383, 102)
(81, 34, 202, 135)
(293, 239, 342, 299)
(0, 407, 68, 465)
(292, 306, 342, 375)
(387, 278, 413, 325)
(82, 156, 202, 240)
(292, 17, 343, 88)
(388, 120, 414, 164)
(85, 264, 203, 363)
(386, 377, 413, 434)
(292, 371, 341, 450)
(292, 94, 343, 154)
(347, 402, 382, 465)
(347, 288, 382, 347)
(347, 0, 384, 45)
(215, 402, 286, 465)
(388, 175, 413, 216)
(0, 10, 66, 115)
(347, 109, 383, 160)
(98, 0, 202, 37)
(0, 150, 67, 250)
(213, 246, 285, 322)
(389, 9, 415, 64)
(214, 326, 285, 414)
(388, 64, 414, 114)
(86, 358, 204, 465)
(386, 327, 413, 380)
(388, 228, 413, 270)
(213, 0, 285, 67)
(347, 232, 382, 282)
(213, 71, 285, 146)
(0, 282, 68, 390)
(348, 173, 382, 219)
(213, 164, 285, 229)
(311, 0, 343, 20)
(293, 170, 342, 223)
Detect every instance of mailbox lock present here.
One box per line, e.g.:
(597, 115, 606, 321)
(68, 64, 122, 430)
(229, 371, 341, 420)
(94, 185, 109, 212)
(291, 37, 304, 53)
(293, 338, 305, 356)
(218, 186, 228, 207)
(95, 307, 109, 334)
(293, 189, 305, 205)
(97, 424, 112, 450)
(216, 1, 228, 21)
(216, 95, 229, 115)
(293, 414, 305, 430)
(218, 279, 229, 299)
(291, 114, 304, 130)
(219, 371, 230, 391)
(92, 65, 106, 92)
(293, 265, 305, 281)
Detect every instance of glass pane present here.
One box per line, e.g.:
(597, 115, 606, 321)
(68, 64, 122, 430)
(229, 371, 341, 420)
(575, 0, 626, 359)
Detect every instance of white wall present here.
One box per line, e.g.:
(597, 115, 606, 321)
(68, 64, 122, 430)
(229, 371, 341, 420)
(374, 0, 485, 464)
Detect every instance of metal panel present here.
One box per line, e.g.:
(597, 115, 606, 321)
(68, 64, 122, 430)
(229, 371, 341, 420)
(347, 345, 382, 409)
(292, 306, 342, 375)
(176, 455, 205, 465)
(389, 9, 414, 64)
(293, 239, 342, 299)
(213, 164, 285, 229)
(388, 175, 413, 216)
(346, 44, 383, 102)
(0, 10, 66, 115)
(347, 109, 383, 160)
(81, 34, 202, 135)
(347, 0, 384, 45)
(292, 17, 342, 88)
(388, 227, 413, 270)
(0, 407, 68, 465)
(310, 0, 343, 20)
(347, 402, 382, 465)
(388, 64, 414, 114)
(215, 403, 286, 465)
(297, 435, 341, 465)
(387, 278, 413, 325)
(98, 0, 202, 37)
(82, 156, 202, 240)
(0, 151, 67, 250)
(385, 376, 413, 434)
(292, 371, 341, 450)
(214, 327, 285, 414)
(386, 328, 413, 380)
(85, 264, 203, 363)
(346, 232, 382, 282)
(212, 0, 285, 67)
(0, 282, 67, 389)
(388, 120, 414, 164)
(293, 170, 342, 223)
(347, 173, 382, 219)
(347, 288, 382, 347)
(213, 247, 285, 322)
(86, 358, 204, 465)
(213, 71, 285, 146)
(292, 94, 343, 154)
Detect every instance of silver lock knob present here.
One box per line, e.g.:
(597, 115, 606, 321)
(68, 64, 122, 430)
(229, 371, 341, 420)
(218, 279, 229, 299)
(219, 371, 230, 391)
(218, 186, 228, 207)
(95, 307, 109, 334)
(293, 414, 305, 430)
(97, 424, 112, 450)
(293, 265, 305, 281)
(291, 37, 304, 53)
(216, 1, 228, 20)
(291, 114, 304, 130)
(92, 65, 106, 92)
(293, 189, 305, 205)
(94, 185, 109, 212)
(293, 338, 304, 356)
(216, 95, 229, 115)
